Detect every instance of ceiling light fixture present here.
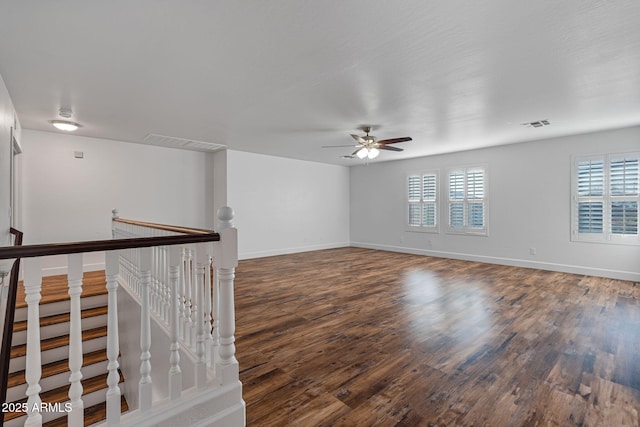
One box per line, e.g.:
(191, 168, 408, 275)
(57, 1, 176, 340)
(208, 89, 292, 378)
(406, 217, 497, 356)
(356, 146, 380, 160)
(356, 148, 369, 159)
(50, 108, 81, 131)
(50, 120, 81, 131)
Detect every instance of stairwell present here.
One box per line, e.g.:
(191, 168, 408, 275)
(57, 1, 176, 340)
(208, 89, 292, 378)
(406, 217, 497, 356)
(3, 271, 128, 426)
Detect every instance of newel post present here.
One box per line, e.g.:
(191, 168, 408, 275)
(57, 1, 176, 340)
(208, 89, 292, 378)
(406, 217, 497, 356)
(213, 206, 239, 385)
(111, 209, 119, 239)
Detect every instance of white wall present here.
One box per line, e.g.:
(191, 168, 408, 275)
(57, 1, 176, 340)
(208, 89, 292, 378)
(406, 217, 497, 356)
(212, 149, 227, 225)
(0, 74, 16, 246)
(21, 130, 210, 274)
(226, 150, 350, 259)
(350, 126, 640, 281)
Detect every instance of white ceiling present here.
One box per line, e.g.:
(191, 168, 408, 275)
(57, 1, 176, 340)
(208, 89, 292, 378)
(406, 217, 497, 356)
(1, 1, 640, 165)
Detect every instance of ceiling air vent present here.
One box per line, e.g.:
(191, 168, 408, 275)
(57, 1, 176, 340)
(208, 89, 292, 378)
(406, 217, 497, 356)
(521, 120, 550, 128)
(142, 134, 226, 152)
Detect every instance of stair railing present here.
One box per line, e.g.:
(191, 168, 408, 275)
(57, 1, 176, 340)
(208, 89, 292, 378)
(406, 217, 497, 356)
(0, 227, 23, 427)
(0, 207, 243, 427)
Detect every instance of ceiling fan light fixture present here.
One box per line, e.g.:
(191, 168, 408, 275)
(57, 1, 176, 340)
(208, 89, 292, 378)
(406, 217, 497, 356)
(356, 148, 369, 159)
(50, 120, 80, 131)
(367, 147, 379, 159)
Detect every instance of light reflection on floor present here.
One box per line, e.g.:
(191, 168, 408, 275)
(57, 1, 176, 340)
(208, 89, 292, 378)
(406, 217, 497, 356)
(403, 269, 492, 345)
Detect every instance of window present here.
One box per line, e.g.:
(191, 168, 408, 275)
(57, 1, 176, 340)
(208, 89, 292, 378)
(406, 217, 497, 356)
(447, 167, 487, 235)
(407, 172, 438, 231)
(572, 152, 639, 244)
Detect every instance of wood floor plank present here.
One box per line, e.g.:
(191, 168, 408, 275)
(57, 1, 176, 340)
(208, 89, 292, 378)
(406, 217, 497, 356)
(235, 247, 640, 426)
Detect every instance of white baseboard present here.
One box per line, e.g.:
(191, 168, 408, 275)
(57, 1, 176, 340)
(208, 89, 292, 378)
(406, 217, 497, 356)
(350, 242, 640, 282)
(239, 242, 350, 260)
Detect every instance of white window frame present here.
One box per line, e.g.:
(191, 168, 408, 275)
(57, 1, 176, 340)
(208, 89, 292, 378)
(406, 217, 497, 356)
(571, 152, 639, 245)
(446, 166, 488, 236)
(406, 171, 439, 233)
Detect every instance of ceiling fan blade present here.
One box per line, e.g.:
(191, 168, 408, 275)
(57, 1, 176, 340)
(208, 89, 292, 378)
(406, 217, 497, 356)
(379, 145, 403, 152)
(351, 134, 366, 143)
(322, 144, 360, 148)
(377, 137, 412, 145)
(351, 148, 362, 156)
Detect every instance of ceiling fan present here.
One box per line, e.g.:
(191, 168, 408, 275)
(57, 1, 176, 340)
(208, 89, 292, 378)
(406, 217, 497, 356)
(323, 126, 412, 159)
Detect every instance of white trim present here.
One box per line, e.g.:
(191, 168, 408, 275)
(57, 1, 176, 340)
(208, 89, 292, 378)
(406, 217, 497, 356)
(350, 241, 640, 282)
(239, 242, 350, 260)
(118, 381, 244, 427)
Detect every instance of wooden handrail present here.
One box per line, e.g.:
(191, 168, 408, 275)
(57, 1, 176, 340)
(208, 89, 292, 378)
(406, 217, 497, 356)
(1, 228, 23, 426)
(0, 233, 219, 260)
(113, 217, 214, 235)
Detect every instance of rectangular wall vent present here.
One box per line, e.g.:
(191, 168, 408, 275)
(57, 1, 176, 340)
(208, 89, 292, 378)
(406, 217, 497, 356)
(521, 120, 550, 128)
(142, 134, 226, 152)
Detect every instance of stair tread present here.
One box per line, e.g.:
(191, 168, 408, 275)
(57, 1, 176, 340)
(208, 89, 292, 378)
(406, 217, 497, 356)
(11, 326, 107, 358)
(7, 349, 109, 388)
(42, 394, 129, 427)
(16, 271, 108, 309)
(4, 370, 125, 421)
(13, 305, 109, 333)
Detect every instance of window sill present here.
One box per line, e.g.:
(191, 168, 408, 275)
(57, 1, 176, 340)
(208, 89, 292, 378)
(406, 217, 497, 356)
(445, 229, 488, 237)
(405, 227, 439, 234)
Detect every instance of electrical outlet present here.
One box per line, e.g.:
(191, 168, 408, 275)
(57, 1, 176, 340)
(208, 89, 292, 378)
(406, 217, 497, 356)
(529, 247, 536, 255)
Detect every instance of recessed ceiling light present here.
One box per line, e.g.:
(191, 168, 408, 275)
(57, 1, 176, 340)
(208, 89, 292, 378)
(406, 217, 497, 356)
(50, 120, 81, 131)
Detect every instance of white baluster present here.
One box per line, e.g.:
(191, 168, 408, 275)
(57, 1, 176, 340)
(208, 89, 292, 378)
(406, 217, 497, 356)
(135, 247, 141, 297)
(214, 207, 240, 385)
(105, 251, 121, 425)
(139, 247, 153, 411)
(23, 258, 43, 427)
(178, 247, 186, 341)
(168, 246, 182, 399)
(67, 254, 84, 426)
(194, 246, 208, 389)
(162, 245, 169, 324)
(184, 248, 194, 347)
(152, 244, 159, 316)
(211, 262, 220, 367)
(204, 255, 213, 367)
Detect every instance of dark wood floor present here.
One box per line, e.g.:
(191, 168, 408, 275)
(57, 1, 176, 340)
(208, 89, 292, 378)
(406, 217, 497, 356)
(234, 247, 640, 426)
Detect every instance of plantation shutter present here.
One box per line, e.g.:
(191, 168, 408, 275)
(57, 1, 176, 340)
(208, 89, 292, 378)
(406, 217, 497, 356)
(447, 167, 486, 234)
(610, 157, 638, 235)
(573, 153, 639, 243)
(407, 173, 438, 229)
